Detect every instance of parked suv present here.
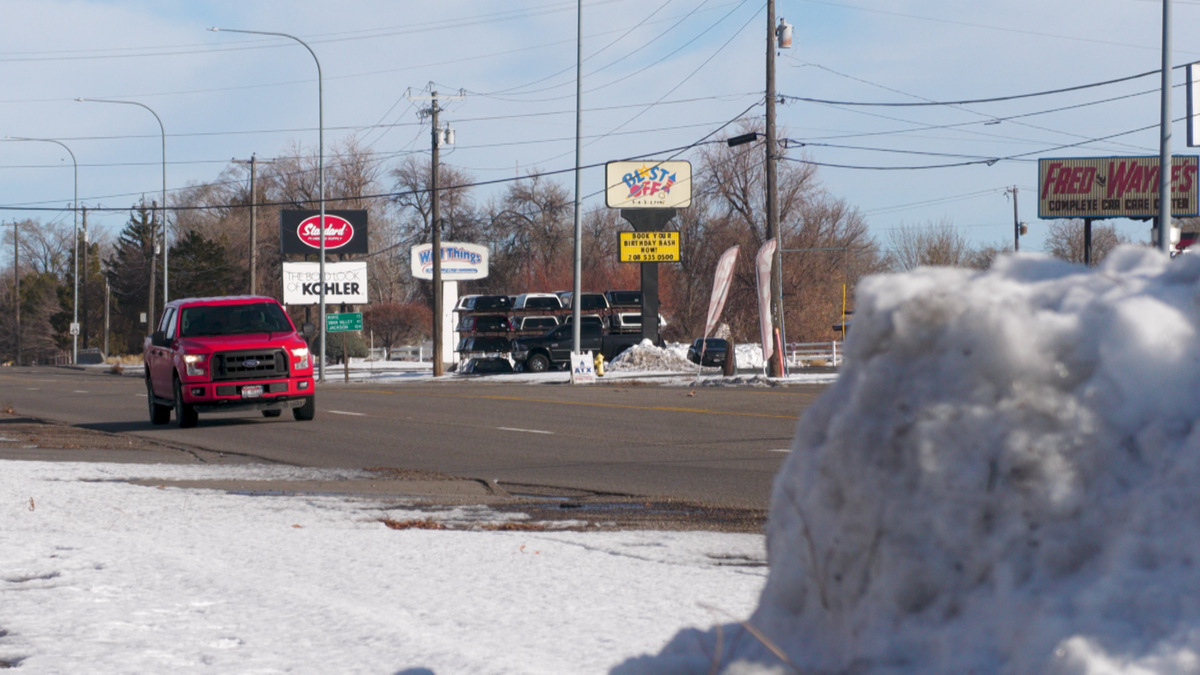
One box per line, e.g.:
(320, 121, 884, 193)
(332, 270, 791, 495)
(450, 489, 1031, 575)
(143, 296, 316, 428)
(513, 293, 562, 310)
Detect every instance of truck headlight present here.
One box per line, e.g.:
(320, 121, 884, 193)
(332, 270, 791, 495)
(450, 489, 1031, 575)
(291, 347, 310, 370)
(183, 353, 207, 377)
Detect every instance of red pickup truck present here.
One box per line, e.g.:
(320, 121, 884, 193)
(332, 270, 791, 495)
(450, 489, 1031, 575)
(143, 296, 317, 428)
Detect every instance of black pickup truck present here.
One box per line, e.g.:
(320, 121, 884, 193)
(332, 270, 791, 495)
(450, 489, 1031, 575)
(510, 322, 643, 372)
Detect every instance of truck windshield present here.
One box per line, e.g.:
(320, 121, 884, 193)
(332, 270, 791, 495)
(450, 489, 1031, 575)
(179, 303, 293, 337)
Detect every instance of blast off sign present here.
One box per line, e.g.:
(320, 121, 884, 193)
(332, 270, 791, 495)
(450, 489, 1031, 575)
(282, 262, 368, 305)
(281, 210, 369, 255)
(619, 231, 681, 262)
(605, 160, 692, 209)
(1038, 156, 1200, 219)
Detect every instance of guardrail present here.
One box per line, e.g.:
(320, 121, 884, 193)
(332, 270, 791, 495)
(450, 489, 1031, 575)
(785, 341, 843, 368)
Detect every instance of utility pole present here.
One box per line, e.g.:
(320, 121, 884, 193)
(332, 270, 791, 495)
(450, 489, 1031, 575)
(82, 207, 89, 349)
(232, 154, 275, 295)
(148, 201, 157, 333)
(409, 85, 464, 377)
(10, 221, 19, 366)
(1008, 186, 1020, 252)
(103, 278, 110, 358)
(1158, 0, 1174, 251)
(766, 0, 782, 377)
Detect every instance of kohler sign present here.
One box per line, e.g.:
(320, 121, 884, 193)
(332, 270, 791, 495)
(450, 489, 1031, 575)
(282, 262, 368, 305)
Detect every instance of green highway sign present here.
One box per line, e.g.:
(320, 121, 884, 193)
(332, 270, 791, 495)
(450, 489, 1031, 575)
(325, 312, 363, 332)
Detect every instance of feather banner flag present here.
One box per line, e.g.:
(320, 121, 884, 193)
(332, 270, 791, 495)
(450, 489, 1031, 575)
(755, 238, 777, 366)
(699, 245, 741, 368)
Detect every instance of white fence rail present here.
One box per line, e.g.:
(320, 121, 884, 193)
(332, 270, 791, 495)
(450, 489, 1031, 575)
(785, 341, 843, 368)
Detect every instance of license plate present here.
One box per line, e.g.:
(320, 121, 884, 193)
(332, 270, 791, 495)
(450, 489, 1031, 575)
(241, 385, 263, 399)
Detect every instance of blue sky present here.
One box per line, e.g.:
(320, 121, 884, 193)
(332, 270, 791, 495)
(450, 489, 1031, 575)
(1, 0, 1196, 259)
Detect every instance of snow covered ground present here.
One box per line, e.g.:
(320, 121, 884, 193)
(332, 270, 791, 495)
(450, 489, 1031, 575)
(619, 247, 1200, 674)
(0, 461, 766, 673)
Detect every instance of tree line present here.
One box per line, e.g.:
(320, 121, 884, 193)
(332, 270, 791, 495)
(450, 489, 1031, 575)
(0, 125, 1148, 364)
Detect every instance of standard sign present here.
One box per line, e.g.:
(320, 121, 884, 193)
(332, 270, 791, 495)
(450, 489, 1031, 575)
(605, 160, 692, 209)
(325, 312, 363, 332)
(281, 210, 369, 255)
(1038, 156, 1200, 219)
(619, 231, 680, 263)
(282, 261, 369, 305)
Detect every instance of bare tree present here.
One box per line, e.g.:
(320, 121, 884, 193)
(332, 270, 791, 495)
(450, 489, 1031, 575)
(1044, 219, 1131, 264)
(886, 220, 975, 271)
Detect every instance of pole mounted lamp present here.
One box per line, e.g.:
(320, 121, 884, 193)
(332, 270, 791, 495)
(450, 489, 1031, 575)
(210, 26, 326, 382)
(75, 97, 168, 326)
(5, 136, 77, 363)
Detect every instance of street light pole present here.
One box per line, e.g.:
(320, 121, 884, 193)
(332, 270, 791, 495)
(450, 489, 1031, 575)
(211, 27, 325, 381)
(5, 137, 77, 362)
(76, 97, 167, 331)
(1159, 0, 1174, 252)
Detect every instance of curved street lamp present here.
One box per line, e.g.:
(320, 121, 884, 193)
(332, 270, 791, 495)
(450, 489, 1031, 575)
(76, 97, 167, 329)
(209, 26, 327, 383)
(6, 136, 78, 363)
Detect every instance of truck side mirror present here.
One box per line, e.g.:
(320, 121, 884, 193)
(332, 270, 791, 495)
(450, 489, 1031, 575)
(150, 330, 168, 347)
(300, 322, 317, 340)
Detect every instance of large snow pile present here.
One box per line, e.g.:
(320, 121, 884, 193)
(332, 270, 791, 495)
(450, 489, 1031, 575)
(617, 248, 1200, 674)
(609, 339, 700, 372)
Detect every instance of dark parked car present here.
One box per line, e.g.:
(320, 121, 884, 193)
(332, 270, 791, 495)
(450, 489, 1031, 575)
(686, 338, 728, 367)
(605, 290, 642, 309)
(511, 323, 642, 372)
(458, 295, 513, 311)
(455, 336, 512, 354)
(459, 357, 514, 375)
(456, 315, 511, 332)
(509, 315, 560, 332)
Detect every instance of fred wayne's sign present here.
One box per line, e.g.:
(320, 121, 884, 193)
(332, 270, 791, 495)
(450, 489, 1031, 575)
(282, 262, 368, 305)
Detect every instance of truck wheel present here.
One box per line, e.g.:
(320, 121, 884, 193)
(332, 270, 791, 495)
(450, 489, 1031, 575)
(262, 409, 282, 418)
(147, 377, 170, 425)
(526, 353, 550, 373)
(173, 378, 198, 428)
(293, 396, 315, 421)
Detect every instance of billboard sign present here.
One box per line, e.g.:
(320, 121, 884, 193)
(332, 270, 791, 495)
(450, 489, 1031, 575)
(282, 261, 368, 305)
(410, 242, 489, 280)
(281, 210, 369, 255)
(605, 160, 692, 209)
(618, 231, 681, 262)
(1038, 156, 1200, 219)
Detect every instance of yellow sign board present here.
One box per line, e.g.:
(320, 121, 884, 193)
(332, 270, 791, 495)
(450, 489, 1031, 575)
(619, 231, 680, 262)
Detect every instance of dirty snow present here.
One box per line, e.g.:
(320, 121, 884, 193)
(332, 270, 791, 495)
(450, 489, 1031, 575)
(0, 461, 765, 673)
(617, 247, 1200, 674)
(609, 339, 701, 372)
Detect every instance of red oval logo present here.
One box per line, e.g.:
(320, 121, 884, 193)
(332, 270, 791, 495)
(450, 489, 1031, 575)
(297, 215, 354, 250)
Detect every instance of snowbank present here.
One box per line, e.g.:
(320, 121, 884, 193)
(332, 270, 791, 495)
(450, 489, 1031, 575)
(609, 340, 700, 372)
(617, 248, 1200, 674)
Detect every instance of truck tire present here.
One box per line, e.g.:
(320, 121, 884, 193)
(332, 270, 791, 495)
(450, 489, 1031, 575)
(174, 377, 198, 428)
(147, 377, 170, 425)
(526, 353, 550, 373)
(293, 396, 315, 421)
(262, 409, 282, 418)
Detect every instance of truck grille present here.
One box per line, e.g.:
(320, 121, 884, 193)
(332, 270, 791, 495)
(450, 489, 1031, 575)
(212, 349, 288, 381)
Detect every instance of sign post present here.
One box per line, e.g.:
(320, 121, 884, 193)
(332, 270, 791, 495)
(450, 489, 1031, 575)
(325, 312, 362, 383)
(606, 160, 691, 347)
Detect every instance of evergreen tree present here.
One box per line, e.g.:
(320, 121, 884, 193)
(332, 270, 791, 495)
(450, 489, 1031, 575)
(104, 203, 158, 354)
(168, 230, 242, 300)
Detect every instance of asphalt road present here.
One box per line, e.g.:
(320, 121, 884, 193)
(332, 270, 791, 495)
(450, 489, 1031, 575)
(2, 367, 828, 510)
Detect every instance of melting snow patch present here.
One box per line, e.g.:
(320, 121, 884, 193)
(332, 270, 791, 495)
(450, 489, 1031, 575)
(609, 339, 701, 372)
(615, 247, 1200, 674)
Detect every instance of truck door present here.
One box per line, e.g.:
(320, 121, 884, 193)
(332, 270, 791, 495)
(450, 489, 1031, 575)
(149, 308, 177, 398)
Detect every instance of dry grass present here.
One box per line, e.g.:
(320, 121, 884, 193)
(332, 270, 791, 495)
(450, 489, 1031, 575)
(380, 518, 448, 530)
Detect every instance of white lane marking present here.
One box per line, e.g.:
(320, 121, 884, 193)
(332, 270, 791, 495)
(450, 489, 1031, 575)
(328, 410, 367, 417)
(136, 394, 148, 397)
(770, 449, 792, 453)
(498, 427, 554, 435)
(73, 390, 89, 394)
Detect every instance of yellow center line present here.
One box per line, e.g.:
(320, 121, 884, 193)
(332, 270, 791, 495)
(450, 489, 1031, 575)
(350, 389, 799, 420)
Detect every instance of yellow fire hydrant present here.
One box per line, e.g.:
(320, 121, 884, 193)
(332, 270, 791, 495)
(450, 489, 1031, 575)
(594, 351, 605, 377)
